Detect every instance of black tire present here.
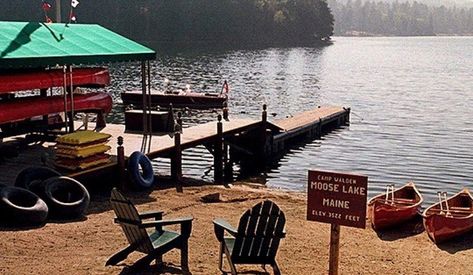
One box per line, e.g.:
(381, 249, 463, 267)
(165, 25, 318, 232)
(0, 186, 48, 225)
(15, 166, 61, 189)
(127, 151, 155, 189)
(41, 176, 90, 219)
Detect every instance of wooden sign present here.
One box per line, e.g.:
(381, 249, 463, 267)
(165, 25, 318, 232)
(307, 170, 368, 228)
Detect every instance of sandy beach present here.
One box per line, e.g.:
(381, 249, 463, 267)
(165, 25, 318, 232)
(1, 182, 472, 275)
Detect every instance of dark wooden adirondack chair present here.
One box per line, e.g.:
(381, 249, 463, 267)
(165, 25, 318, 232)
(213, 200, 286, 275)
(106, 188, 193, 271)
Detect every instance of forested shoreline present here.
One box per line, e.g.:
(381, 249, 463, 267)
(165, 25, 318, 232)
(1, 0, 334, 47)
(328, 0, 473, 36)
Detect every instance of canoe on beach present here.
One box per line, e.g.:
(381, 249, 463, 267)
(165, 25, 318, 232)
(422, 188, 473, 244)
(367, 182, 423, 230)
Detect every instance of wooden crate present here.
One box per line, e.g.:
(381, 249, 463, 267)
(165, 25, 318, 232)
(124, 110, 172, 133)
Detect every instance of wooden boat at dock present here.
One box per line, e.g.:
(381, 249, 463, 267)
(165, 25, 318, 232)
(0, 67, 110, 94)
(422, 188, 473, 243)
(367, 182, 423, 230)
(121, 90, 227, 109)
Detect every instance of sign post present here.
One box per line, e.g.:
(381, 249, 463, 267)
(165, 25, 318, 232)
(307, 170, 368, 275)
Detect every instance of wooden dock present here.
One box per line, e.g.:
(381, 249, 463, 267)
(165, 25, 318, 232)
(0, 105, 350, 187)
(103, 118, 262, 159)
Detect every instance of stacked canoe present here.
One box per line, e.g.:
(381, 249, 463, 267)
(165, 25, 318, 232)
(54, 130, 112, 170)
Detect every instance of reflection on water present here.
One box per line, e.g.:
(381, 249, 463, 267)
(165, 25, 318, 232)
(106, 37, 473, 206)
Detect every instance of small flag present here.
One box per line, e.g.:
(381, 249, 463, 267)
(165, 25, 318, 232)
(71, 0, 80, 8)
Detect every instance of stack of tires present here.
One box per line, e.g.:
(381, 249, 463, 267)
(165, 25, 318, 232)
(0, 167, 90, 227)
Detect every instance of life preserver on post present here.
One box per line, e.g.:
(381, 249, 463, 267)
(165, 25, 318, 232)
(0, 186, 48, 225)
(14, 166, 61, 189)
(127, 151, 155, 189)
(41, 176, 90, 219)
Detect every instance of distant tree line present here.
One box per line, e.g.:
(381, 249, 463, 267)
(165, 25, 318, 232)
(327, 0, 473, 36)
(2, 0, 334, 47)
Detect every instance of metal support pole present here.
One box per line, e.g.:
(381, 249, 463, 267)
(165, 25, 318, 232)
(62, 65, 68, 133)
(68, 65, 75, 132)
(147, 60, 152, 134)
(141, 61, 148, 135)
(55, 0, 61, 23)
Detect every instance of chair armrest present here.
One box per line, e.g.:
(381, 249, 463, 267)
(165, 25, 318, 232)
(140, 216, 193, 227)
(140, 216, 193, 237)
(213, 218, 237, 241)
(139, 210, 164, 220)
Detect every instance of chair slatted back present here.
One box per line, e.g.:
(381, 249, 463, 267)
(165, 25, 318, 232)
(110, 188, 153, 253)
(232, 200, 285, 261)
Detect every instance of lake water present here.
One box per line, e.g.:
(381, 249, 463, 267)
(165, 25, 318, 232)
(108, 36, 473, 205)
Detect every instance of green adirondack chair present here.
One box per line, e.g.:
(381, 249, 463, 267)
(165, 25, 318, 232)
(106, 188, 193, 271)
(213, 200, 286, 275)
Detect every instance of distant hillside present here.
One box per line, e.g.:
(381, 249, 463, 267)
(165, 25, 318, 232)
(334, 0, 473, 8)
(328, 0, 473, 36)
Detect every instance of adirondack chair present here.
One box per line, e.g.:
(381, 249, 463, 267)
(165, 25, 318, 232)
(106, 188, 193, 271)
(213, 200, 286, 275)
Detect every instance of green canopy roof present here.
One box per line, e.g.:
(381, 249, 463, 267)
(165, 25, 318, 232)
(0, 21, 156, 69)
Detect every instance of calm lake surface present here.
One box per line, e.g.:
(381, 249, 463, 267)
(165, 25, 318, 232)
(108, 36, 473, 205)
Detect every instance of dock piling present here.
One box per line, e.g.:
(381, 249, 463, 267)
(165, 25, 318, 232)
(171, 113, 183, 183)
(117, 136, 126, 190)
(258, 104, 270, 166)
(214, 114, 223, 183)
(223, 107, 229, 121)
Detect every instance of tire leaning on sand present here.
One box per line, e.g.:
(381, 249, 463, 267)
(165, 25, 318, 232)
(0, 186, 48, 225)
(14, 166, 61, 189)
(40, 176, 90, 219)
(127, 151, 155, 189)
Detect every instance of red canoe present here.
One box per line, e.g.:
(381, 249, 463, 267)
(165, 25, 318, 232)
(367, 182, 423, 230)
(0, 67, 110, 94)
(423, 189, 473, 244)
(0, 92, 112, 124)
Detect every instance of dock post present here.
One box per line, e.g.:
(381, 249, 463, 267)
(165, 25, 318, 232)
(176, 111, 183, 133)
(223, 107, 229, 121)
(262, 104, 267, 123)
(258, 104, 269, 166)
(171, 113, 182, 183)
(117, 136, 126, 190)
(344, 107, 351, 125)
(214, 114, 223, 183)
